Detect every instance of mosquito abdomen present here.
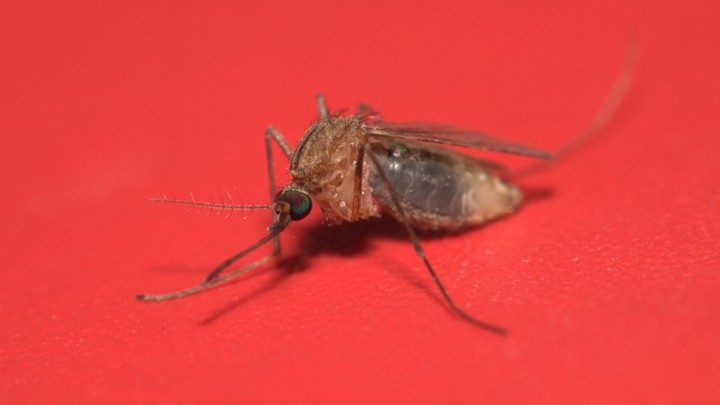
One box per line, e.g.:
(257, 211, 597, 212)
(369, 141, 522, 231)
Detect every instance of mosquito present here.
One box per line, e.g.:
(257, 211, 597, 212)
(138, 42, 635, 335)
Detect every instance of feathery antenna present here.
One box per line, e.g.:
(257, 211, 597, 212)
(148, 195, 272, 211)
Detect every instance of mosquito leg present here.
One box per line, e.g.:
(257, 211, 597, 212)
(138, 255, 273, 301)
(356, 102, 379, 119)
(266, 126, 293, 160)
(259, 126, 293, 260)
(203, 220, 285, 282)
(139, 127, 295, 299)
(201, 126, 292, 283)
(365, 144, 507, 335)
(138, 218, 290, 301)
(510, 32, 637, 179)
(316, 94, 329, 118)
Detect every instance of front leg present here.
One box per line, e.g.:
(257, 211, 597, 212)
(356, 102, 380, 121)
(316, 94, 329, 118)
(264, 126, 294, 257)
(205, 125, 295, 282)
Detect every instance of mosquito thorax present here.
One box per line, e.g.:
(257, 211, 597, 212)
(287, 116, 379, 224)
(275, 188, 312, 221)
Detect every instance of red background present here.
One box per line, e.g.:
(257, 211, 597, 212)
(2, 1, 719, 404)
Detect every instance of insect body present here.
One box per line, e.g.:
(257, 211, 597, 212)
(138, 36, 636, 335)
(139, 97, 554, 335)
(140, 39, 634, 334)
(290, 115, 530, 232)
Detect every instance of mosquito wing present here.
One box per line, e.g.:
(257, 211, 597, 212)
(364, 122, 553, 160)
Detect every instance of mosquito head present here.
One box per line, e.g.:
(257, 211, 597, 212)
(274, 188, 312, 221)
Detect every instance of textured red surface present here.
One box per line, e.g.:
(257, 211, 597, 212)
(2, 1, 719, 404)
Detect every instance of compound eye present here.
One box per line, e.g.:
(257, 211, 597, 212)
(277, 189, 312, 221)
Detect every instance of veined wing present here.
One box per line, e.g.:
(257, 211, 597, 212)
(364, 122, 553, 160)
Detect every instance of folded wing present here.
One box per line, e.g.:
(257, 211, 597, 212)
(364, 122, 553, 160)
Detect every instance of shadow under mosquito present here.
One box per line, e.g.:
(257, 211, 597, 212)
(198, 217, 431, 325)
(298, 218, 447, 307)
(199, 267, 297, 325)
(519, 186, 555, 204)
(200, 185, 555, 325)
